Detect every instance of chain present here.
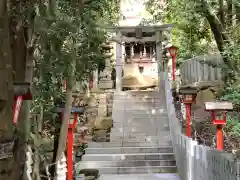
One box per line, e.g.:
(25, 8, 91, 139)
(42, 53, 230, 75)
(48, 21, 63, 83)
(191, 125, 206, 145)
(222, 128, 237, 151)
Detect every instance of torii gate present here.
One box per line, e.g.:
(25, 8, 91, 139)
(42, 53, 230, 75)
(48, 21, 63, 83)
(105, 24, 173, 91)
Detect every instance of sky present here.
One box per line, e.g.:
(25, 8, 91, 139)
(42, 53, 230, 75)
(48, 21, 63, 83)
(120, 0, 150, 26)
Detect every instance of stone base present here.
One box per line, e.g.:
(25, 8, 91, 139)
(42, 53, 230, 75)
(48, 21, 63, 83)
(99, 80, 113, 89)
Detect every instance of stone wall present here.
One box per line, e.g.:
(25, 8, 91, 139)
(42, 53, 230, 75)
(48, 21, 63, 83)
(77, 91, 114, 143)
(180, 54, 223, 86)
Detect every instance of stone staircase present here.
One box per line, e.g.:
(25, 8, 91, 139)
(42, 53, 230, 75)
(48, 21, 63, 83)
(77, 90, 178, 176)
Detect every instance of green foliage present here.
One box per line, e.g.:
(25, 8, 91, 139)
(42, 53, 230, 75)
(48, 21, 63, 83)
(145, 0, 213, 62)
(31, 0, 120, 133)
(220, 84, 240, 106)
(226, 114, 240, 136)
(145, 0, 240, 138)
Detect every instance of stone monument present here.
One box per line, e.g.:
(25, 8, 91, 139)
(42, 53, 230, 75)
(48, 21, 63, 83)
(98, 58, 113, 89)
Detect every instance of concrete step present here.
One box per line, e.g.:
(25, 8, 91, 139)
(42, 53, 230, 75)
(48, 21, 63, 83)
(85, 147, 173, 154)
(82, 153, 175, 161)
(77, 166, 177, 174)
(78, 160, 176, 168)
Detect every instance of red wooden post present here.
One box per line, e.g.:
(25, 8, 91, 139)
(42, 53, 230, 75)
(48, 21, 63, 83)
(56, 104, 85, 180)
(167, 46, 178, 81)
(186, 103, 192, 137)
(63, 80, 67, 90)
(67, 114, 78, 180)
(172, 55, 176, 81)
(13, 82, 32, 124)
(216, 125, 224, 150)
(67, 127, 73, 180)
(13, 96, 23, 124)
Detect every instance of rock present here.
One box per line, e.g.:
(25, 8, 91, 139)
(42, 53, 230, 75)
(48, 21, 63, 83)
(92, 136, 108, 142)
(85, 116, 96, 134)
(195, 89, 216, 107)
(79, 169, 100, 180)
(92, 129, 110, 142)
(94, 117, 112, 130)
(94, 129, 108, 137)
(209, 85, 222, 93)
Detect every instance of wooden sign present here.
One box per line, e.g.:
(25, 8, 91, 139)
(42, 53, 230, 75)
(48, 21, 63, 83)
(0, 141, 14, 160)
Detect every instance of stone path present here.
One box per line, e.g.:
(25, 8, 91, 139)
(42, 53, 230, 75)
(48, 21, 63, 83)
(76, 90, 181, 179)
(98, 173, 181, 180)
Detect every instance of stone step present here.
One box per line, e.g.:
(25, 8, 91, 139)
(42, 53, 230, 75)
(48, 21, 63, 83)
(82, 153, 175, 161)
(110, 126, 170, 133)
(77, 166, 177, 174)
(112, 124, 169, 129)
(113, 119, 168, 123)
(112, 121, 169, 127)
(114, 114, 168, 119)
(110, 131, 170, 137)
(88, 142, 172, 148)
(110, 135, 171, 142)
(85, 147, 173, 154)
(119, 114, 168, 119)
(110, 139, 171, 144)
(122, 113, 168, 118)
(77, 160, 176, 168)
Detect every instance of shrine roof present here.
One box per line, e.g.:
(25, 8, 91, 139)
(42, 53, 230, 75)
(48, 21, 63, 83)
(103, 24, 173, 33)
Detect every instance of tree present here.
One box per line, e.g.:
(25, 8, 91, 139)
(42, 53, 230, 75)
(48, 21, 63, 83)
(0, 1, 15, 178)
(31, 0, 120, 178)
(0, 0, 120, 179)
(146, 0, 240, 140)
(146, 0, 240, 82)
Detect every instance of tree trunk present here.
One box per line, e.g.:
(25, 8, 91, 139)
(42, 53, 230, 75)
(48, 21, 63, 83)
(8, 0, 36, 178)
(200, 0, 235, 83)
(218, 0, 225, 27)
(227, 0, 233, 26)
(55, 57, 76, 163)
(235, 2, 240, 22)
(50, 113, 62, 178)
(0, 1, 15, 179)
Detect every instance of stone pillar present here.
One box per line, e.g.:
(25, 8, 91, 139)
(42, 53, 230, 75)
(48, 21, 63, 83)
(143, 45, 146, 57)
(156, 31, 163, 88)
(116, 32, 123, 91)
(150, 46, 152, 59)
(93, 69, 98, 90)
(130, 43, 134, 60)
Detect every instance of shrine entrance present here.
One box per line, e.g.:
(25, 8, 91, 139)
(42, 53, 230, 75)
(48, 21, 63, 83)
(106, 24, 172, 91)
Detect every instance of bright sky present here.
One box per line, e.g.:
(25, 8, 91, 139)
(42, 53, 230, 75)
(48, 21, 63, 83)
(120, 0, 150, 26)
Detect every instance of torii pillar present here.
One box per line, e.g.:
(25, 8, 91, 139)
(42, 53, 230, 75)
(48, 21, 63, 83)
(115, 31, 124, 91)
(156, 31, 163, 89)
